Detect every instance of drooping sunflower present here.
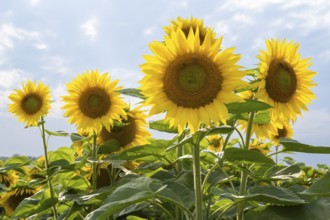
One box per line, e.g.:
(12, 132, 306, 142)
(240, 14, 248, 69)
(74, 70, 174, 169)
(62, 70, 127, 133)
(0, 185, 37, 217)
(249, 139, 271, 155)
(256, 38, 317, 121)
(140, 28, 246, 133)
(98, 106, 151, 150)
(163, 16, 217, 45)
(8, 80, 51, 126)
(0, 170, 18, 188)
(271, 121, 294, 145)
(206, 135, 224, 152)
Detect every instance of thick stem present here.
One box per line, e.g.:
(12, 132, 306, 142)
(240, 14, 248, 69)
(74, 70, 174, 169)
(40, 117, 58, 219)
(176, 145, 184, 173)
(92, 131, 98, 192)
(237, 111, 255, 220)
(192, 143, 203, 220)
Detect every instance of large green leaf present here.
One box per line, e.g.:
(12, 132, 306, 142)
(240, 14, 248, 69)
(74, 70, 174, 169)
(84, 177, 165, 220)
(149, 119, 178, 133)
(119, 88, 146, 99)
(226, 100, 272, 114)
(301, 172, 330, 196)
(223, 148, 275, 165)
(1, 156, 30, 171)
(281, 138, 330, 154)
(49, 147, 75, 167)
(98, 139, 120, 154)
(45, 130, 69, 137)
(234, 186, 306, 205)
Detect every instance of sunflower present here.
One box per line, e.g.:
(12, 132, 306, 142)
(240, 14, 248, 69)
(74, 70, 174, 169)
(256, 38, 317, 121)
(8, 80, 51, 126)
(98, 106, 151, 150)
(206, 135, 224, 152)
(0, 170, 18, 188)
(62, 70, 127, 133)
(140, 28, 246, 133)
(0, 185, 37, 217)
(271, 121, 294, 145)
(163, 16, 216, 45)
(249, 139, 271, 155)
(237, 110, 280, 140)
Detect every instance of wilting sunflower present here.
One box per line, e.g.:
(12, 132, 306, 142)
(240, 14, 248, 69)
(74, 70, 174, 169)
(0, 185, 37, 217)
(8, 80, 51, 126)
(238, 110, 280, 140)
(206, 135, 224, 152)
(163, 16, 216, 45)
(249, 139, 271, 155)
(256, 38, 317, 121)
(271, 121, 294, 145)
(140, 28, 246, 133)
(98, 106, 151, 150)
(62, 70, 127, 133)
(0, 170, 18, 188)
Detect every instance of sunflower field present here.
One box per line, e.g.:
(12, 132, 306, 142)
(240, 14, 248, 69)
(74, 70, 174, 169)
(1, 17, 330, 220)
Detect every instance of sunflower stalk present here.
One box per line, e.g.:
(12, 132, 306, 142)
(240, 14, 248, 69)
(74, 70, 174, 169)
(192, 142, 203, 220)
(237, 111, 255, 220)
(39, 117, 58, 219)
(92, 130, 98, 192)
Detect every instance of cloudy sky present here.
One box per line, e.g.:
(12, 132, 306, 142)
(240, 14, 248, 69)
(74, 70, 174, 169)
(1, 0, 330, 166)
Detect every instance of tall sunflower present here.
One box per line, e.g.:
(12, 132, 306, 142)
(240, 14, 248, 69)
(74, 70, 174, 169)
(62, 70, 127, 133)
(0, 185, 37, 217)
(163, 16, 216, 45)
(140, 28, 246, 133)
(8, 80, 51, 126)
(98, 106, 151, 150)
(256, 38, 317, 121)
(0, 170, 18, 188)
(271, 121, 294, 145)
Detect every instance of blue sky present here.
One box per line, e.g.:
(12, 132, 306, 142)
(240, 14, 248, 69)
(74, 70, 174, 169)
(1, 0, 329, 166)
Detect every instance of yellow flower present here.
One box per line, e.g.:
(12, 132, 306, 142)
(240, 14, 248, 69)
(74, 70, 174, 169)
(163, 16, 216, 45)
(8, 80, 51, 126)
(271, 121, 294, 145)
(0, 185, 37, 217)
(0, 170, 19, 188)
(206, 135, 224, 152)
(140, 27, 246, 133)
(98, 106, 151, 150)
(249, 139, 270, 155)
(256, 38, 317, 121)
(62, 70, 127, 133)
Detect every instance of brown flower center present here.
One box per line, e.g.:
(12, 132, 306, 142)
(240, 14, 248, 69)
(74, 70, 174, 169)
(21, 94, 42, 115)
(275, 127, 288, 139)
(78, 87, 111, 118)
(265, 59, 297, 103)
(163, 53, 222, 108)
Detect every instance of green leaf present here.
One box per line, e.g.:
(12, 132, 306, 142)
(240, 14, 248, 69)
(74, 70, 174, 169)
(98, 139, 120, 154)
(119, 88, 146, 99)
(1, 156, 31, 171)
(70, 133, 87, 142)
(253, 111, 270, 125)
(49, 147, 75, 167)
(223, 148, 275, 165)
(226, 100, 272, 114)
(301, 172, 330, 196)
(281, 138, 330, 154)
(149, 119, 178, 133)
(45, 130, 69, 137)
(268, 164, 302, 180)
(235, 186, 306, 205)
(84, 177, 165, 220)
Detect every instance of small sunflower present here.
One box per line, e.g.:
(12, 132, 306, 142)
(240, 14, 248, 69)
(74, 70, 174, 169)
(8, 80, 51, 126)
(249, 139, 271, 155)
(0, 170, 18, 188)
(206, 135, 224, 152)
(0, 185, 37, 217)
(62, 70, 127, 133)
(256, 38, 317, 121)
(98, 106, 151, 150)
(271, 121, 294, 145)
(163, 16, 216, 45)
(140, 28, 246, 133)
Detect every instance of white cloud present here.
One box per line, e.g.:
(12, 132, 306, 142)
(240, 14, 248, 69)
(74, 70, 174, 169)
(143, 27, 154, 36)
(29, 0, 40, 6)
(48, 83, 66, 119)
(81, 17, 99, 41)
(220, 0, 283, 11)
(41, 56, 70, 75)
(232, 14, 254, 24)
(34, 43, 48, 50)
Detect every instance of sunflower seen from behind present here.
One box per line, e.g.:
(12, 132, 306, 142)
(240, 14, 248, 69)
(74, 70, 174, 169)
(140, 26, 246, 133)
(256, 38, 317, 121)
(62, 70, 127, 133)
(8, 80, 51, 126)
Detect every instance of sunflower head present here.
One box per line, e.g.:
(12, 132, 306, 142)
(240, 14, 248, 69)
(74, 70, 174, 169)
(206, 135, 224, 152)
(163, 16, 216, 45)
(0, 170, 19, 188)
(98, 106, 151, 151)
(140, 26, 246, 133)
(249, 139, 271, 155)
(271, 121, 294, 145)
(256, 38, 317, 121)
(8, 80, 51, 126)
(62, 70, 127, 133)
(0, 185, 37, 217)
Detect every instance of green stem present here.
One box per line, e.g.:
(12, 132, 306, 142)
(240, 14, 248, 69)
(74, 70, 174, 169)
(40, 117, 58, 219)
(92, 131, 98, 192)
(237, 111, 255, 220)
(192, 143, 203, 220)
(176, 145, 184, 174)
